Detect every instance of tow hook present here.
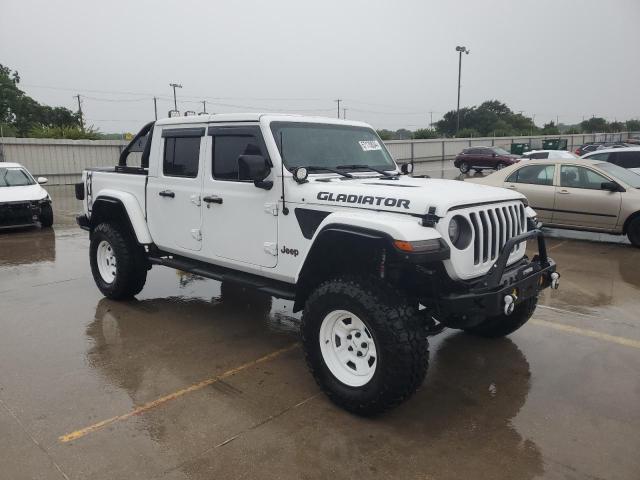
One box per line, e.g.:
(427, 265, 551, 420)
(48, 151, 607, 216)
(550, 272, 560, 290)
(503, 294, 516, 316)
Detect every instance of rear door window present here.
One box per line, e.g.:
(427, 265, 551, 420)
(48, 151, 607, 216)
(507, 164, 555, 186)
(163, 136, 201, 178)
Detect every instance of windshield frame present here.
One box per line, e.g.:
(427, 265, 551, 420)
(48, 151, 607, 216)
(596, 162, 640, 188)
(0, 167, 37, 188)
(269, 121, 397, 174)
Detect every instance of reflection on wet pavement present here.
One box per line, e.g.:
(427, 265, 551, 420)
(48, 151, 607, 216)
(0, 190, 639, 479)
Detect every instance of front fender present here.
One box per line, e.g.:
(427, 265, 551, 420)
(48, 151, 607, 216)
(92, 189, 153, 244)
(294, 210, 443, 281)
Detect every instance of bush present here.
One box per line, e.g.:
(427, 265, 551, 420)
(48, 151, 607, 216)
(28, 124, 101, 140)
(413, 128, 439, 139)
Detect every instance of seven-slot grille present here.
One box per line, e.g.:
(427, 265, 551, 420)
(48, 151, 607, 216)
(468, 203, 526, 265)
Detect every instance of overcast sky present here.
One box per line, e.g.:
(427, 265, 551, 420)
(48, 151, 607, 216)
(1, 0, 639, 133)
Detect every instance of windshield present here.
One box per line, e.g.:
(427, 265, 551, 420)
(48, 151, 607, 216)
(493, 147, 511, 156)
(597, 162, 640, 188)
(0, 167, 36, 187)
(270, 122, 396, 172)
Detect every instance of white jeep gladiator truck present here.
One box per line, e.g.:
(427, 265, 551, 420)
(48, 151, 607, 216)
(76, 114, 559, 415)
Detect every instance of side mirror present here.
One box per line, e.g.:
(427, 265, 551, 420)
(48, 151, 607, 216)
(400, 163, 414, 175)
(601, 181, 624, 192)
(37, 177, 48, 184)
(492, 153, 497, 157)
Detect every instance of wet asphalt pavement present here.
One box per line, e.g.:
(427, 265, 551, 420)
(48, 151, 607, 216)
(1, 186, 639, 480)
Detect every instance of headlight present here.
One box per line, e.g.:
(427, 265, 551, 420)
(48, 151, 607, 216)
(448, 215, 472, 250)
(448, 218, 460, 244)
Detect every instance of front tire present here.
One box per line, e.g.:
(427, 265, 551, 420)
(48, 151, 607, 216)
(39, 203, 53, 228)
(464, 296, 537, 338)
(495, 161, 507, 170)
(627, 216, 640, 247)
(301, 276, 429, 416)
(90, 222, 148, 300)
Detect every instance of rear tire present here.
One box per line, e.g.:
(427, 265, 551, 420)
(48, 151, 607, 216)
(459, 162, 470, 174)
(301, 276, 429, 416)
(90, 222, 148, 299)
(39, 203, 53, 228)
(627, 216, 640, 247)
(464, 296, 537, 338)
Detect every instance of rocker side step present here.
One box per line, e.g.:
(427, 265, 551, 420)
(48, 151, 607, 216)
(148, 254, 297, 300)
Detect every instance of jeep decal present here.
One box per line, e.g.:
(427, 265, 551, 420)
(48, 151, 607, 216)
(317, 191, 410, 209)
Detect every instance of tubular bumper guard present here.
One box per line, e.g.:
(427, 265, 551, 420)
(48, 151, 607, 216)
(437, 229, 557, 324)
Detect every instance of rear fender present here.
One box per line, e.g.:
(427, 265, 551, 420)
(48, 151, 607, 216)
(91, 190, 152, 244)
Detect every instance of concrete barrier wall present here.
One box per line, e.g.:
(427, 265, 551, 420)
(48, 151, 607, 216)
(0, 132, 634, 185)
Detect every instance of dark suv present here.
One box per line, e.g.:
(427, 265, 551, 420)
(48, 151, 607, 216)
(454, 146, 520, 173)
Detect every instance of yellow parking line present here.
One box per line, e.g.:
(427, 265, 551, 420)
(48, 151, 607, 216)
(531, 319, 640, 349)
(59, 343, 299, 443)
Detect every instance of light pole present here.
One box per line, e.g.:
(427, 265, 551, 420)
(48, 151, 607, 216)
(455, 46, 470, 135)
(169, 83, 182, 111)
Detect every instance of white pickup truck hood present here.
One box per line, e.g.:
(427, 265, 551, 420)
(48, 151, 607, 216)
(0, 184, 48, 203)
(293, 175, 526, 217)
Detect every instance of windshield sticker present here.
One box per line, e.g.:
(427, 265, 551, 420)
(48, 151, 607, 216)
(359, 140, 382, 152)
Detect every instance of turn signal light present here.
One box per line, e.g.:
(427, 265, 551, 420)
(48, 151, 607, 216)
(393, 239, 442, 253)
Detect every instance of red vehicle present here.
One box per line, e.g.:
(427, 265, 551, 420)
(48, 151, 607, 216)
(454, 146, 520, 174)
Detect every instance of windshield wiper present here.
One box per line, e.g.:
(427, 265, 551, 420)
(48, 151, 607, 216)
(336, 164, 397, 177)
(304, 166, 353, 178)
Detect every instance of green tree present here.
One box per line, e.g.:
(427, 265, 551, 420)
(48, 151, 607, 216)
(625, 119, 640, 131)
(435, 100, 537, 137)
(394, 128, 413, 140)
(0, 63, 81, 137)
(541, 121, 560, 135)
(580, 117, 608, 133)
(609, 121, 625, 132)
(413, 128, 439, 139)
(456, 128, 480, 138)
(376, 129, 393, 140)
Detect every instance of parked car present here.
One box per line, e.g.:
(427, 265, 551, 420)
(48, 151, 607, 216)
(575, 142, 629, 156)
(454, 146, 520, 174)
(466, 158, 640, 246)
(0, 163, 53, 229)
(75, 114, 558, 415)
(520, 150, 578, 160)
(582, 147, 640, 174)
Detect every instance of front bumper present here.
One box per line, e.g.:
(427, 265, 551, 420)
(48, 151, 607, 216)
(0, 199, 49, 229)
(436, 229, 558, 327)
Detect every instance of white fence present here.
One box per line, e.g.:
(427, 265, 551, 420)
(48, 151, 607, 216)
(0, 132, 634, 185)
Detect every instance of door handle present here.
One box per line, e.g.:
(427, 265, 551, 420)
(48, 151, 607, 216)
(159, 190, 175, 198)
(203, 195, 223, 204)
(558, 189, 570, 194)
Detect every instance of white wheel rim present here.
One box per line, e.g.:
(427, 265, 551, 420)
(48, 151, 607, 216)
(496, 163, 504, 170)
(96, 240, 117, 284)
(319, 310, 378, 387)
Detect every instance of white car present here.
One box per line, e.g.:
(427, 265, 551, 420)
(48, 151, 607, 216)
(75, 113, 559, 415)
(582, 146, 640, 175)
(0, 162, 53, 229)
(520, 150, 578, 160)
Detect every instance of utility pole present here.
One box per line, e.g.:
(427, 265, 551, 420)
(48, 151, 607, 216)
(153, 97, 158, 120)
(334, 99, 341, 119)
(74, 94, 84, 130)
(201, 100, 207, 114)
(429, 111, 434, 128)
(342, 108, 347, 120)
(169, 83, 182, 111)
(455, 46, 470, 135)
